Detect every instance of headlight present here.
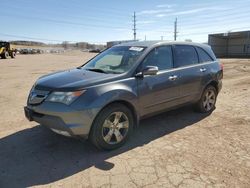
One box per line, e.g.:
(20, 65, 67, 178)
(46, 90, 85, 105)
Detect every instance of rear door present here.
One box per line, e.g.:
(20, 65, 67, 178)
(137, 45, 182, 116)
(172, 45, 203, 103)
(195, 46, 217, 91)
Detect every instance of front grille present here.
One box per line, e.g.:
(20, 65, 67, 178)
(28, 89, 50, 105)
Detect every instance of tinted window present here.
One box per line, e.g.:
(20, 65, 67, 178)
(174, 45, 198, 67)
(196, 47, 213, 63)
(142, 46, 173, 71)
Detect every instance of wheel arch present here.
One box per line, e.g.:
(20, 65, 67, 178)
(98, 100, 139, 128)
(88, 99, 139, 141)
(206, 80, 219, 93)
(198, 80, 219, 101)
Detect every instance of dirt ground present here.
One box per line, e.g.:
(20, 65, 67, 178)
(0, 52, 249, 188)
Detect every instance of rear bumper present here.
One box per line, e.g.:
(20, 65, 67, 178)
(218, 80, 222, 93)
(24, 102, 98, 138)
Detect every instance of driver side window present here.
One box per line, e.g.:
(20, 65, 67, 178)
(142, 46, 173, 71)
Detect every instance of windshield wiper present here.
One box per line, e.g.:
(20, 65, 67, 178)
(86, 68, 107, 74)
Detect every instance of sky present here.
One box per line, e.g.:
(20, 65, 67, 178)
(1, 0, 250, 44)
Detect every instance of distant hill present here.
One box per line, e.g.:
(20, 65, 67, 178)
(10, 41, 46, 46)
(9, 40, 106, 50)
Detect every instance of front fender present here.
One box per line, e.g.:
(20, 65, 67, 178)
(71, 78, 139, 116)
(91, 86, 139, 115)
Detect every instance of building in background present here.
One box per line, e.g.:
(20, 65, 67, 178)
(208, 31, 250, 58)
(107, 40, 138, 48)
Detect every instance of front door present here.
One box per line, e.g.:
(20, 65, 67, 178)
(137, 46, 182, 116)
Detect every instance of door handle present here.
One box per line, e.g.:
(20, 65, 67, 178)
(200, 68, 207, 72)
(168, 75, 178, 81)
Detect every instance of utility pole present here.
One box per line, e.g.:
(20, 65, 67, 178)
(144, 35, 147, 41)
(161, 36, 164, 41)
(174, 18, 177, 41)
(133, 12, 137, 41)
(247, 31, 250, 56)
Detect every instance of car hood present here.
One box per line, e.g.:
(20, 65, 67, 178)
(35, 68, 119, 91)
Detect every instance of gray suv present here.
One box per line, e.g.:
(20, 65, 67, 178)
(24, 41, 223, 150)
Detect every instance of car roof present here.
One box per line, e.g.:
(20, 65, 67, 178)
(117, 40, 210, 49)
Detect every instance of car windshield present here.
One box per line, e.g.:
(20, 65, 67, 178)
(83, 46, 146, 74)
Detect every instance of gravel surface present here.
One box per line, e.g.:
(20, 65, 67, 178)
(0, 53, 249, 188)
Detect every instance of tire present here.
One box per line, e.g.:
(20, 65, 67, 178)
(89, 103, 134, 150)
(2, 51, 9, 59)
(195, 85, 217, 113)
(11, 52, 16, 58)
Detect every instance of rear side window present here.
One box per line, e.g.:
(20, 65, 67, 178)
(142, 46, 173, 71)
(174, 45, 198, 67)
(196, 47, 213, 63)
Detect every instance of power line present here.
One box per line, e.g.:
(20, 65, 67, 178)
(179, 27, 250, 37)
(4, 1, 131, 19)
(2, 10, 129, 26)
(178, 13, 250, 28)
(178, 16, 250, 33)
(61, 0, 132, 15)
(0, 14, 129, 30)
(2, 2, 249, 32)
(138, 9, 250, 29)
(136, 5, 250, 29)
(0, 33, 74, 43)
(138, 10, 250, 31)
(178, 10, 250, 24)
(1, 2, 249, 43)
(0, 32, 107, 43)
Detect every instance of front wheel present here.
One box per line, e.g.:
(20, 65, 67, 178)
(89, 103, 134, 150)
(195, 85, 217, 113)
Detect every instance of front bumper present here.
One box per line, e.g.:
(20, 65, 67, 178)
(24, 102, 98, 138)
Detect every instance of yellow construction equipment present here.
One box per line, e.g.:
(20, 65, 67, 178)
(0, 42, 16, 59)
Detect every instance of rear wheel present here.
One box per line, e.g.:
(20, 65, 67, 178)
(11, 52, 16, 58)
(195, 85, 217, 113)
(90, 103, 134, 150)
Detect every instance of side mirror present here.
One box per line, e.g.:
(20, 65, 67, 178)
(143, 66, 159, 75)
(135, 66, 158, 77)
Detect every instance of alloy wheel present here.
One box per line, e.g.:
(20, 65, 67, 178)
(203, 89, 216, 111)
(102, 111, 129, 144)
